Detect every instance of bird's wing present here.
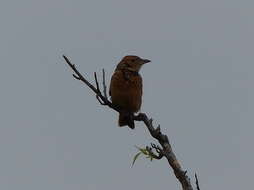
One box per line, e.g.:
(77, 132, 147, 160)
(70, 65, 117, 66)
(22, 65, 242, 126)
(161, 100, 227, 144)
(109, 70, 126, 97)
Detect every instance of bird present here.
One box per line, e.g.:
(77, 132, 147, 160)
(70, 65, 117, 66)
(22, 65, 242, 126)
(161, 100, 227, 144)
(109, 55, 150, 129)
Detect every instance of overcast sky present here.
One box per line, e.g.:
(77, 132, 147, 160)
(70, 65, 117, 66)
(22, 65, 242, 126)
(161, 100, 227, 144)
(0, 0, 253, 189)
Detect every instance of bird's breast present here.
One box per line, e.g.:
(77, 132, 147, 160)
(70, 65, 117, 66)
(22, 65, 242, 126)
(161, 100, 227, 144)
(109, 70, 143, 112)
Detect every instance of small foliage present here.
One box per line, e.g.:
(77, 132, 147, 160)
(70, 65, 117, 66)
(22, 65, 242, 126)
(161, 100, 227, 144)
(131, 146, 155, 167)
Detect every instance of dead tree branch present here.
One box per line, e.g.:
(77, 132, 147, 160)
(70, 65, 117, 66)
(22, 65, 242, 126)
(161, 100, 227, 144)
(195, 173, 200, 190)
(62, 55, 195, 190)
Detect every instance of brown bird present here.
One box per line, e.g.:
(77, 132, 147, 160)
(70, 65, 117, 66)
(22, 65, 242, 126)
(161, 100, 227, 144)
(109, 55, 150, 129)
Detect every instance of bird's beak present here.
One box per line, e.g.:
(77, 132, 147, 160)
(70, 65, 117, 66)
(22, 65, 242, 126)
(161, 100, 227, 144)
(142, 59, 151, 64)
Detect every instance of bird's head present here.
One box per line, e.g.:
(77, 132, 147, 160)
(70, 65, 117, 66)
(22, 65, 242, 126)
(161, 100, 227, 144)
(116, 55, 150, 72)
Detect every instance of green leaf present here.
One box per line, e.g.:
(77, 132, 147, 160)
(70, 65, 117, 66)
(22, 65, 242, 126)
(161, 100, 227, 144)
(135, 146, 147, 155)
(132, 152, 142, 167)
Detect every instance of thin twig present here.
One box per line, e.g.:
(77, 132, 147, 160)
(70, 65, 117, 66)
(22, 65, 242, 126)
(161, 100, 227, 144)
(93, 72, 106, 105)
(195, 173, 200, 190)
(102, 69, 108, 100)
(94, 72, 100, 92)
(73, 74, 80, 80)
(63, 55, 98, 94)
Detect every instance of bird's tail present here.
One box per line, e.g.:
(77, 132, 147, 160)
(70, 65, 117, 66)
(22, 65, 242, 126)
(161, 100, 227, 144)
(118, 112, 135, 129)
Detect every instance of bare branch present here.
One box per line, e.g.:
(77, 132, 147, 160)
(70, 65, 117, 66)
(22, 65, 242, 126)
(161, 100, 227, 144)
(195, 173, 200, 190)
(62, 55, 194, 190)
(94, 72, 100, 91)
(73, 74, 80, 80)
(63, 55, 98, 94)
(102, 69, 108, 100)
(63, 55, 115, 109)
(95, 95, 106, 105)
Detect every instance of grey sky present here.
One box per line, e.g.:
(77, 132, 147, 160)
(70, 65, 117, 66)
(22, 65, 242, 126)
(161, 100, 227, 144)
(0, 0, 253, 189)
